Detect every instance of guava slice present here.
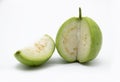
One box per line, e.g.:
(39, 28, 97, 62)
(14, 34, 55, 66)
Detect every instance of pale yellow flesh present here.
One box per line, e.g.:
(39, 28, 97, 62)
(77, 20, 91, 61)
(60, 20, 91, 61)
(60, 21, 77, 60)
(20, 35, 54, 61)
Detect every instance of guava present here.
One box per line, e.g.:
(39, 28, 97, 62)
(14, 34, 55, 66)
(56, 8, 102, 63)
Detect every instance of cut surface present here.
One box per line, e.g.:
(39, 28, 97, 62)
(56, 18, 92, 62)
(15, 34, 55, 66)
(77, 19, 91, 62)
(56, 18, 78, 62)
(21, 35, 53, 60)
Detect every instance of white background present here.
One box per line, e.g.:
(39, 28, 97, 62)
(0, 0, 119, 82)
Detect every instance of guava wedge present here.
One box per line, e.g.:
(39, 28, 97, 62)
(56, 8, 102, 63)
(14, 34, 55, 66)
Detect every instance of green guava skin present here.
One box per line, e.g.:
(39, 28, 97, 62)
(56, 17, 102, 63)
(14, 35, 55, 66)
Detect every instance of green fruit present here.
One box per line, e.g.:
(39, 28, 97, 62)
(14, 34, 55, 66)
(56, 8, 102, 63)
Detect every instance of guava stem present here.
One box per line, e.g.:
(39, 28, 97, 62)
(79, 8, 82, 19)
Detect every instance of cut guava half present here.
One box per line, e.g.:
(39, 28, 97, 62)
(56, 8, 102, 63)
